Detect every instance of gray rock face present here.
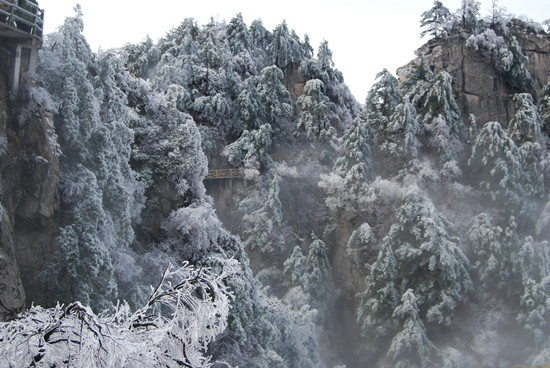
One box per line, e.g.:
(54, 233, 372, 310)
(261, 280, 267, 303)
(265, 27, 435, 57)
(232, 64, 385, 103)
(399, 31, 550, 126)
(0, 77, 60, 315)
(0, 203, 25, 321)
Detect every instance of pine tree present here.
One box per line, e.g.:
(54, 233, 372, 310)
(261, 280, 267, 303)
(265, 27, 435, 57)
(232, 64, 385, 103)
(227, 13, 257, 77)
(420, 1, 454, 39)
(296, 79, 338, 142)
(43, 166, 117, 310)
(388, 289, 440, 368)
(518, 141, 545, 201)
(539, 82, 550, 133)
(333, 110, 374, 182)
(416, 71, 467, 165)
(153, 18, 200, 92)
(468, 121, 522, 207)
(379, 98, 420, 175)
(500, 216, 523, 296)
(249, 19, 271, 61)
(304, 234, 334, 319)
(317, 40, 334, 71)
(466, 213, 504, 289)
(318, 110, 374, 217)
(508, 93, 542, 143)
(365, 69, 401, 130)
(256, 65, 293, 132)
(38, 9, 131, 310)
(357, 243, 400, 351)
(224, 124, 273, 167)
(235, 76, 264, 133)
(347, 222, 377, 270)
(517, 276, 550, 344)
(121, 35, 160, 79)
(269, 20, 303, 69)
(246, 177, 286, 255)
(459, 0, 481, 33)
(391, 189, 472, 325)
(283, 245, 308, 289)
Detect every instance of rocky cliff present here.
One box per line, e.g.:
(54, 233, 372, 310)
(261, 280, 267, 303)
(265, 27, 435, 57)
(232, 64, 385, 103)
(400, 29, 550, 126)
(0, 73, 60, 319)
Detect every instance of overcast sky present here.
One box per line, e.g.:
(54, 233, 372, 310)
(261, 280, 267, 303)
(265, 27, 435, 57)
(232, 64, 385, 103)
(38, 0, 549, 102)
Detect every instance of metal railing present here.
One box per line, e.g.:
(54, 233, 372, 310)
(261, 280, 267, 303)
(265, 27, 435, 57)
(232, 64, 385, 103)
(206, 168, 243, 180)
(0, 0, 44, 39)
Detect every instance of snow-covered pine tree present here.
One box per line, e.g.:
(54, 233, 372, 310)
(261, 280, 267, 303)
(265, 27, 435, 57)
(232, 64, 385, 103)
(269, 20, 303, 69)
(465, 17, 533, 92)
(223, 123, 273, 167)
(231, 65, 292, 137)
(296, 79, 338, 143)
(402, 58, 467, 175)
(318, 110, 374, 216)
(420, 0, 454, 39)
(256, 65, 293, 133)
(500, 216, 523, 296)
(508, 93, 542, 143)
(357, 242, 400, 354)
(249, 19, 271, 61)
(468, 121, 522, 207)
(346, 222, 378, 271)
(304, 233, 335, 320)
(245, 176, 286, 255)
(388, 289, 440, 368)
(38, 8, 140, 310)
(120, 35, 160, 79)
(539, 82, 550, 133)
(365, 69, 401, 132)
(379, 98, 421, 176)
(151, 18, 200, 92)
(333, 110, 374, 182)
(235, 75, 264, 133)
(458, 0, 481, 33)
(466, 213, 504, 290)
(391, 189, 472, 325)
(517, 275, 550, 346)
(283, 245, 308, 289)
(227, 13, 259, 78)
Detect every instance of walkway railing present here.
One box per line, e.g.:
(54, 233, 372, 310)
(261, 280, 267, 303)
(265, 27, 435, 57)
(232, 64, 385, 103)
(0, 0, 44, 39)
(206, 168, 243, 180)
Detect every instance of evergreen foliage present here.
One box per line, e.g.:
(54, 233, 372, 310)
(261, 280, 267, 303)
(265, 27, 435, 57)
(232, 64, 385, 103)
(3, 4, 550, 368)
(388, 290, 440, 368)
(420, 1, 454, 39)
(468, 121, 522, 206)
(357, 243, 400, 350)
(296, 79, 338, 142)
(245, 176, 286, 255)
(390, 189, 472, 325)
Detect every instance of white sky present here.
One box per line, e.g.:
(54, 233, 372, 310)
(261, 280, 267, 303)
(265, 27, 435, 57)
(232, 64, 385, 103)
(38, 0, 549, 102)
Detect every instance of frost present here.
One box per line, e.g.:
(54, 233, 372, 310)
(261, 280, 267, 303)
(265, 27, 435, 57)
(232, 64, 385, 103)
(0, 260, 237, 368)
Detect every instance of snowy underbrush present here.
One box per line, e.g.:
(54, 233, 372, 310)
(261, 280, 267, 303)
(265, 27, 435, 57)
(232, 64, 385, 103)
(0, 260, 237, 368)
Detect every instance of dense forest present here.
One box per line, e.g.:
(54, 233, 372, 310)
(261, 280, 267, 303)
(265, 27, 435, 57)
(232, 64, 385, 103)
(1, 1, 550, 367)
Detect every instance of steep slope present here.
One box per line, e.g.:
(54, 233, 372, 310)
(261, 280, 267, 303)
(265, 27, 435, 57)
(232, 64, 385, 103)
(402, 26, 550, 125)
(2, 3, 550, 368)
(0, 59, 60, 319)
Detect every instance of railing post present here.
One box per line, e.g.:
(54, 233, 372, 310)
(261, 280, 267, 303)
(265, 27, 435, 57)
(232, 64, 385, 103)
(9, 1, 15, 26)
(12, 43, 22, 92)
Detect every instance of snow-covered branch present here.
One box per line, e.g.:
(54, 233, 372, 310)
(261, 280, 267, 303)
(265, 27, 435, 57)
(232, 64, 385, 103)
(0, 260, 237, 368)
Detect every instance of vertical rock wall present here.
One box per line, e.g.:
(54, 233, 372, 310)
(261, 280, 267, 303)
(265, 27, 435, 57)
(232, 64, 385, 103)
(400, 32, 550, 126)
(0, 71, 60, 317)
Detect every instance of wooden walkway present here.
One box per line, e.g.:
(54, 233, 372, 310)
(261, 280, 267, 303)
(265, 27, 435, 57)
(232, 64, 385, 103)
(206, 168, 243, 180)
